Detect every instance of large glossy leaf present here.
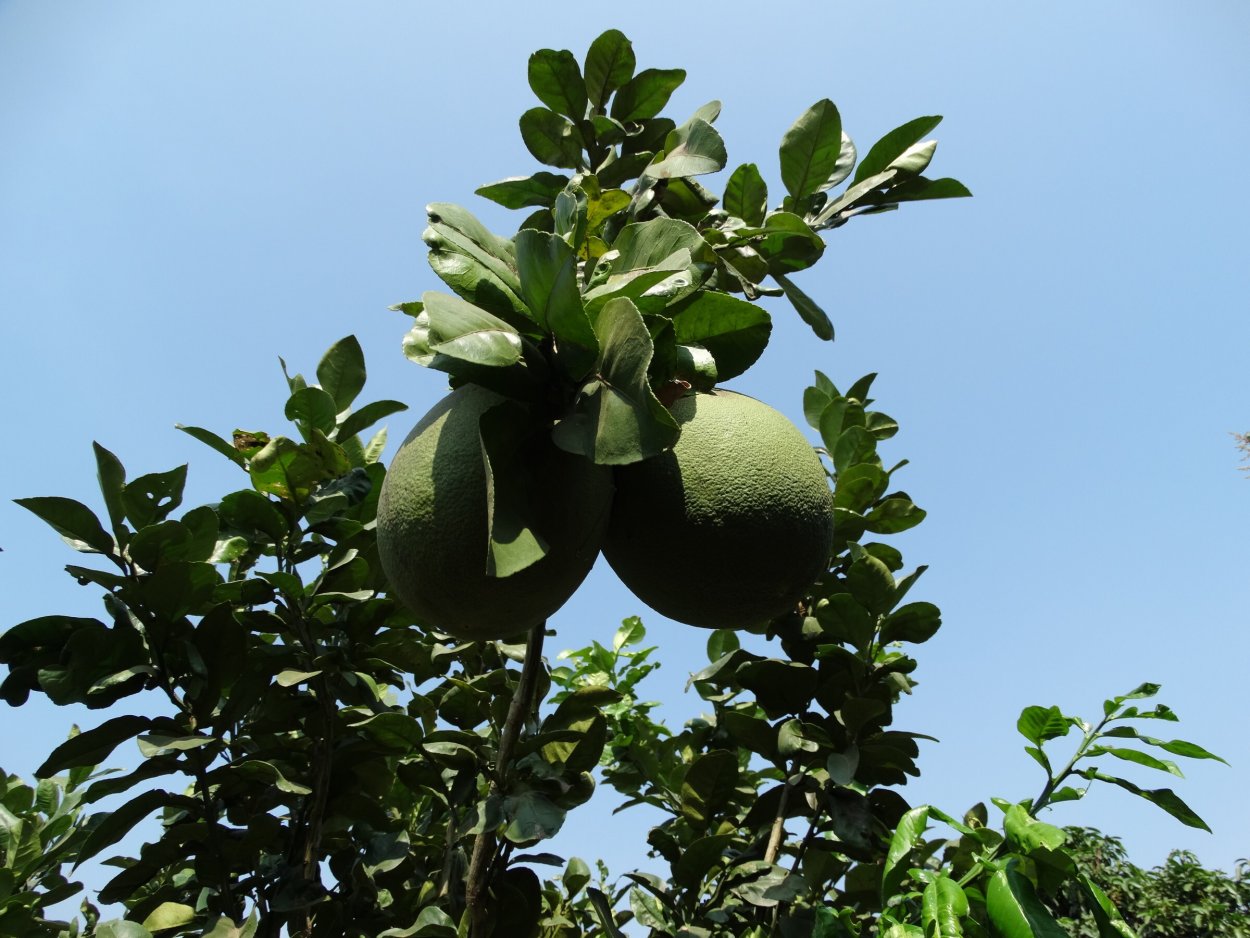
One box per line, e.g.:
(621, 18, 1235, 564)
(479, 400, 549, 578)
(881, 806, 929, 902)
(724, 163, 768, 226)
(75, 789, 179, 868)
(284, 386, 338, 436)
(669, 291, 771, 382)
(780, 99, 843, 201)
(1017, 705, 1074, 746)
(422, 291, 523, 368)
(1082, 770, 1211, 831)
(520, 108, 584, 170)
(756, 212, 824, 274)
(584, 29, 635, 109)
(986, 865, 1069, 938)
(503, 790, 566, 843)
(528, 49, 587, 120)
(476, 172, 569, 210)
(1003, 804, 1067, 853)
(423, 203, 530, 326)
(141, 902, 196, 933)
(316, 335, 366, 411)
(93, 442, 127, 532)
(582, 249, 692, 315)
(822, 131, 858, 191)
(551, 298, 679, 464)
(612, 216, 707, 272)
(122, 465, 187, 529)
(879, 602, 941, 645)
(514, 229, 598, 378)
(853, 115, 943, 184)
(610, 68, 685, 122)
(644, 119, 726, 179)
(335, 399, 408, 442)
(15, 497, 115, 555)
(921, 875, 968, 938)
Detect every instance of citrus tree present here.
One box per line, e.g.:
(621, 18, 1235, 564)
(0, 29, 1227, 938)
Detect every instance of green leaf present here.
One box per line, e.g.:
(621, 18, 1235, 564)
(613, 616, 645, 651)
(879, 602, 941, 645)
(479, 400, 549, 577)
(774, 272, 833, 341)
(680, 750, 738, 829)
(502, 790, 566, 843)
(865, 497, 927, 534)
(584, 29, 635, 109)
(95, 923, 155, 938)
(248, 437, 334, 502)
(285, 386, 338, 436)
(610, 68, 686, 122)
(315, 336, 366, 412)
(176, 425, 247, 466)
(986, 864, 1069, 938)
(520, 108, 584, 170)
(780, 99, 843, 202)
(200, 914, 259, 938)
(1082, 770, 1211, 831)
(757, 212, 825, 274)
(122, 465, 187, 529)
(37, 716, 153, 777)
(1003, 804, 1067, 853)
(669, 291, 772, 382)
(552, 298, 679, 464)
(1088, 746, 1183, 777)
(1099, 727, 1228, 764)
(1017, 705, 1073, 746)
(217, 489, 286, 541)
(853, 115, 943, 184)
(724, 163, 768, 226)
(335, 399, 408, 441)
(476, 172, 569, 210)
(92, 442, 127, 533)
(228, 760, 311, 795)
(514, 229, 599, 378)
(136, 733, 216, 758)
(824, 131, 858, 191)
(921, 875, 968, 938)
(528, 49, 587, 120)
(644, 119, 726, 179)
(423, 203, 529, 325)
(75, 789, 175, 868)
(141, 902, 196, 932)
(880, 176, 972, 203)
(15, 497, 115, 555)
(882, 806, 929, 902)
(423, 291, 523, 368)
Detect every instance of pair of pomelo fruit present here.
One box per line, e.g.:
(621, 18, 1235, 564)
(376, 384, 833, 640)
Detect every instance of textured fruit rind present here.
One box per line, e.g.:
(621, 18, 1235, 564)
(377, 385, 613, 640)
(603, 390, 833, 629)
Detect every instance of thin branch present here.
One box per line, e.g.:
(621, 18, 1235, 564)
(465, 622, 547, 937)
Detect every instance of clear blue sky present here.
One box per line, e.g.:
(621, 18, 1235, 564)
(2, 0, 1248, 905)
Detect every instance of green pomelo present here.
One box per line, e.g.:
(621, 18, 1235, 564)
(603, 390, 833, 629)
(377, 385, 613, 641)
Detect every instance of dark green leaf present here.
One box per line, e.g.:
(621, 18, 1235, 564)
(823, 131, 858, 191)
(335, 399, 408, 442)
(853, 116, 943, 184)
(122, 466, 187, 529)
(514, 229, 598, 378)
(610, 68, 685, 122)
(479, 399, 549, 577)
(476, 172, 569, 210)
(503, 790, 566, 843)
(551, 298, 679, 464)
(316, 336, 367, 411)
(520, 108, 584, 170)
(424, 203, 530, 325)
(1088, 746, 1183, 776)
(37, 716, 153, 777)
(880, 176, 972, 203)
(724, 163, 768, 226)
(528, 49, 587, 120)
(921, 875, 969, 938)
(75, 789, 176, 868)
(1003, 804, 1067, 853)
(757, 213, 825, 274)
(669, 291, 771, 382)
(217, 489, 286, 541)
(865, 497, 926, 534)
(1083, 770, 1211, 831)
(774, 272, 833, 341)
(285, 386, 338, 436)
(814, 594, 875, 649)
(93, 442, 127, 533)
(175, 425, 247, 466)
(879, 602, 941, 645)
(680, 750, 738, 829)
(780, 99, 843, 201)
(834, 464, 888, 512)
(15, 497, 115, 555)
(584, 29, 635, 109)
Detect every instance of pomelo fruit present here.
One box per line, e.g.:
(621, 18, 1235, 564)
(377, 385, 613, 640)
(603, 390, 833, 629)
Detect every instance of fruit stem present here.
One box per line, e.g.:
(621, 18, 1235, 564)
(465, 621, 547, 936)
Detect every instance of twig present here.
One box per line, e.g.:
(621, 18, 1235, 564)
(465, 622, 547, 937)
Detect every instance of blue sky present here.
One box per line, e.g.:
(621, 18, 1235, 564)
(2, 0, 1248, 905)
